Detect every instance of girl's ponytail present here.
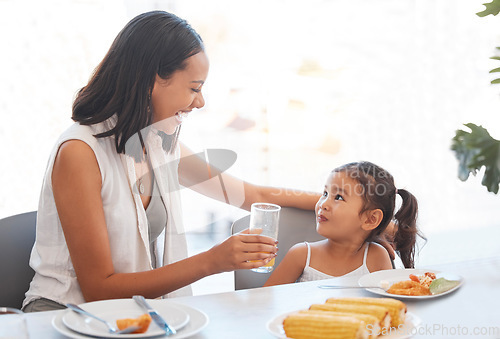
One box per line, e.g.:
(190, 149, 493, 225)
(393, 188, 424, 268)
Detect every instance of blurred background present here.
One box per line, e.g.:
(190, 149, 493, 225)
(1, 0, 499, 294)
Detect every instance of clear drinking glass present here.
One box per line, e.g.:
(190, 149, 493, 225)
(0, 307, 29, 339)
(249, 202, 281, 273)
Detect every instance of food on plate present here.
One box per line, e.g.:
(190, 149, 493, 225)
(387, 280, 431, 296)
(378, 280, 390, 290)
(309, 303, 390, 329)
(283, 312, 369, 339)
(409, 272, 436, 287)
(282, 297, 407, 339)
(299, 310, 380, 339)
(429, 277, 461, 295)
(116, 313, 152, 334)
(326, 297, 407, 327)
(387, 272, 437, 296)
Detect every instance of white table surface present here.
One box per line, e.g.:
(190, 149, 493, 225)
(22, 256, 500, 339)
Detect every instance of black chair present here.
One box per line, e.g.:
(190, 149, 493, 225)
(0, 211, 37, 309)
(231, 207, 324, 290)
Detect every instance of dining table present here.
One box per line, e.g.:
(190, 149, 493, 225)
(19, 256, 500, 339)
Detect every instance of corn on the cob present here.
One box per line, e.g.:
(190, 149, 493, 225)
(299, 310, 380, 339)
(283, 312, 369, 339)
(326, 297, 406, 327)
(310, 303, 391, 329)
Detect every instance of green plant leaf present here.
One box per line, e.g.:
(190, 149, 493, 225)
(491, 78, 500, 84)
(477, 0, 500, 17)
(451, 123, 500, 194)
(490, 56, 500, 60)
(489, 67, 500, 73)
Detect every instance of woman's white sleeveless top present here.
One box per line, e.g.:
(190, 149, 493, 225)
(24, 117, 190, 307)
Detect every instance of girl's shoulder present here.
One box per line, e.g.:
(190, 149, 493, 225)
(286, 241, 314, 261)
(308, 239, 328, 248)
(366, 242, 393, 271)
(287, 241, 308, 257)
(287, 240, 327, 261)
(289, 240, 326, 252)
(369, 241, 387, 252)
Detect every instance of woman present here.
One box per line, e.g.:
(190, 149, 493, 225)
(22, 11, 318, 312)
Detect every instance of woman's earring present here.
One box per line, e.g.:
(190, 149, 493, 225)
(147, 94, 151, 113)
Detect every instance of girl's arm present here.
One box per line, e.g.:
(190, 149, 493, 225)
(52, 140, 277, 302)
(263, 243, 308, 287)
(179, 143, 320, 211)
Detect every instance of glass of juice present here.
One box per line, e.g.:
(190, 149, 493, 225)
(249, 202, 281, 273)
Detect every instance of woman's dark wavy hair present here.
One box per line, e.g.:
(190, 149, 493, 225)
(72, 11, 204, 160)
(333, 161, 425, 268)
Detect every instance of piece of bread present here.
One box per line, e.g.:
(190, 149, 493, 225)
(116, 313, 152, 333)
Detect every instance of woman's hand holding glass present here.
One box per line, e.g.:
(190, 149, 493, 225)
(206, 229, 278, 273)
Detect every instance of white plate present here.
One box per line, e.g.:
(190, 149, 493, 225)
(266, 310, 421, 339)
(54, 299, 207, 338)
(62, 299, 189, 338)
(358, 269, 464, 300)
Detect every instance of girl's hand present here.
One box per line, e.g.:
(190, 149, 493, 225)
(206, 229, 278, 273)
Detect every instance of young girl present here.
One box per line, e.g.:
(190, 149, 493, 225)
(264, 161, 423, 286)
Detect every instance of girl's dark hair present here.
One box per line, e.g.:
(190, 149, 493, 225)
(333, 161, 424, 268)
(72, 11, 204, 160)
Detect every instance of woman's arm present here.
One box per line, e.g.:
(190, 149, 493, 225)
(52, 140, 278, 301)
(263, 243, 308, 287)
(179, 143, 320, 211)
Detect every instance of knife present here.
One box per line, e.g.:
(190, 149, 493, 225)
(132, 295, 176, 335)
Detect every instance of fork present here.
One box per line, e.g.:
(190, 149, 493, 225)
(317, 280, 390, 291)
(317, 285, 387, 290)
(66, 303, 140, 334)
